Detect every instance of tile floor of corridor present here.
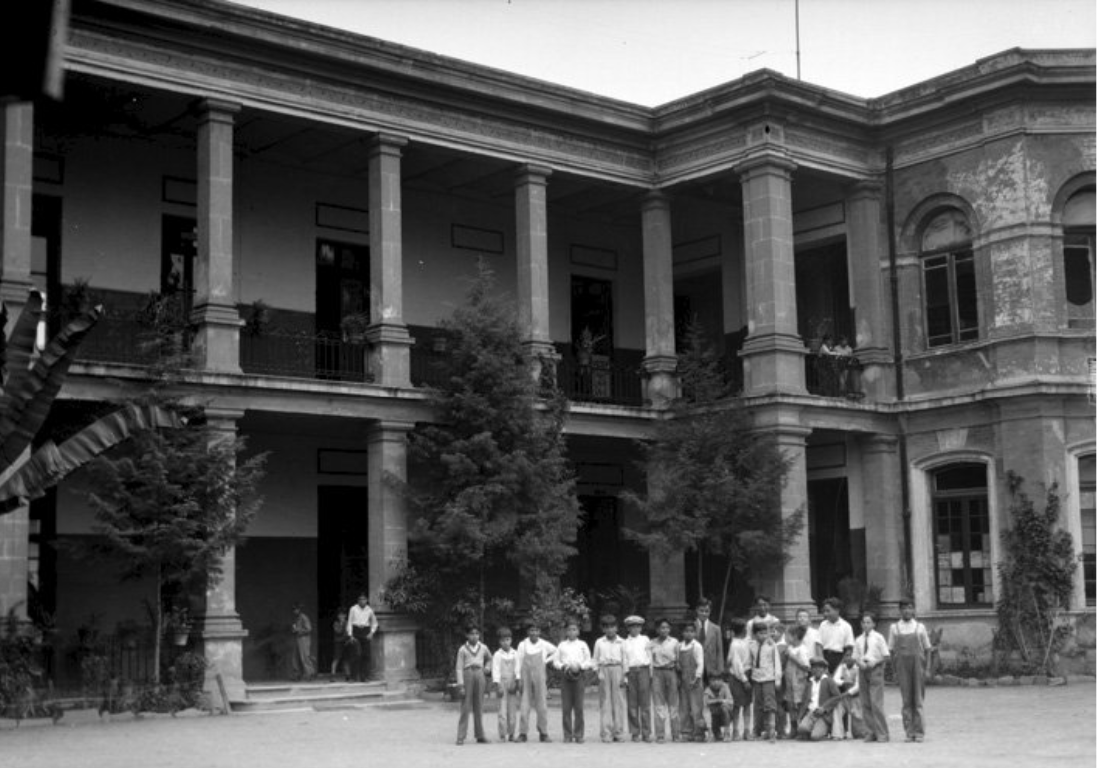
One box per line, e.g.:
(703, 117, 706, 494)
(1, 682, 1094, 768)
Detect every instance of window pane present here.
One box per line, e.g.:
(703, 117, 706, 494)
(935, 463, 987, 491)
(1064, 244, 1094, 306)
(924, 260, 953, 346)
(954, 251, 979, 339)
(922, 210, 972, 251)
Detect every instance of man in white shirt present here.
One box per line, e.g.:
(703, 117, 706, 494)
(592, 615, 628, 742)
(346, 593, 378, 681)
(553, 618, 593, 743)
(854, 612, 890, 742)
(818, 597, 855, 674)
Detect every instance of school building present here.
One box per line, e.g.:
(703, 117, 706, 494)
(0, 0, 1093, 698)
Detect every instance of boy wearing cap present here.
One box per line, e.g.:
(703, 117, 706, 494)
(554, 618, 593, 743)
(516, 622, 557, 742)
(491, 627, 519, 742)
(888, 599, 932, 742)
(455, 625, 492, 745)
(622, 615, 653, 742)
(592, 614, 628, 742)
(796, 656, 842, 741)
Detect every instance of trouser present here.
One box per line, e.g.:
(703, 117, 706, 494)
(560, 675, 585, 741)
(598, 666, 626, 741)
(331, 639, 350, 677)
(519, 666, 549, 736)
(457, 669, 486, 742)
(651, 668, 680, 740)
(679, 678, 705, 740)
(823, 649, 845, 675)
(497, 680, 518, 739)
(832, 694, 865, 738)
(351, 627, 372, 681)
(708, 703, 731, 737)
(292, 635, 314, 679)
(797, 710, 832, 741)
(860, 665, 889, 740)
(626, 668, 651, 739)
(895, 646, 926, 737)
(751, 680, 777, 736)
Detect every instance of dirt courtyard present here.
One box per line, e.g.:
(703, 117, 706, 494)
(2, 681, 1094, 768)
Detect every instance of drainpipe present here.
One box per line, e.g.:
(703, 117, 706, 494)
(885, 146, 914, 598)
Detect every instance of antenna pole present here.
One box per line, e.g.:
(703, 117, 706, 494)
(795, 0, 802, 79)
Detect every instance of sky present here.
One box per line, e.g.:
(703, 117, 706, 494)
(229, 0, 1096, 106)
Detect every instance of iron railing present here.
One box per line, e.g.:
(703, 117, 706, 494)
(556, 357, 644, 407)
(240, 331, 373, 383)
(805, 353, 864, 399)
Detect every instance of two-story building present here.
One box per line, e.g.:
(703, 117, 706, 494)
(0, 0, 1093, 696)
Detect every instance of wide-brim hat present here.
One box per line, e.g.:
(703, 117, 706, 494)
(623, 615, 645, 627)
(809, 656, 828, 668)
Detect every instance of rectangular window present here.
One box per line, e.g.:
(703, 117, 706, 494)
(922, 249, 978, 348)
(1065, 232, 1095, 328)
(1080, 454, 1096, 605)
(933, 464, 991, 607)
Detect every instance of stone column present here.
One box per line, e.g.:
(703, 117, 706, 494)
(199, 407, 248, 704)
(0, 102, 34, 328)
(859, 434, 903, 611)
(367, 420, 419, 682)
(365, 134, 414, 387)
(755, 424, 813, 616)
(846, 182, 892, 400)
(514, 164, 558, 382)
(192, 99, 243, 374)
(641, 191, 678, 405)
(644, 460, 688, 620)
(0, 450, 29, 620)
(736, 155, 805, 395)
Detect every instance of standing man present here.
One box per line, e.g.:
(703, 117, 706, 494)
(818, 597, 855, 674)
(346, 592, 379, 682)
(694, 598, 724, 683)
(888, 599, 933, 742)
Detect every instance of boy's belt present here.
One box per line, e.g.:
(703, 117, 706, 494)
(599, 662, 622, 666)
(653, 664, 676, 670)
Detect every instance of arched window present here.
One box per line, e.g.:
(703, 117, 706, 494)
(920, 209, 978, 348)
(932, 462, 990, 606)
(1063, 188, 1095, 328)
(1079, 453, 1096, 605)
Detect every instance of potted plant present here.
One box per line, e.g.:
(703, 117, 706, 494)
(340, 312, 371, 343)
(166, 605, 191, 647)
(243, 299, 271, 337)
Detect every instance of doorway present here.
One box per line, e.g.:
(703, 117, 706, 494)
(808, 477, 853, 607)
(316, 485, 369, 671)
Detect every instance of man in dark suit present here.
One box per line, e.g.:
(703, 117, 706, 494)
(693, 599, 724, 683)
(796, 657, 843, 741)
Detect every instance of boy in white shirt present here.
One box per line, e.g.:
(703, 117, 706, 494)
(677, 621, 706, 741)
(831, 648, 864, 739)
(818, 597, 856, 673)
(853, 612, 890, 742)
(515, 622, 558, 742)
(649, 618, 681, 743)
(622, 615, 653, 742)
(491, 627, 519, 742)
(553, 618, 593, 743)
(888, 599, 933, 742)
(592, 614, 628, 742)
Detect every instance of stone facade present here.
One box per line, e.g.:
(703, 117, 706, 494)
(0, 0, 1093, 688)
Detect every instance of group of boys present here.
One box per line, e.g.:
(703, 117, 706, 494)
(453, 596, 932, 747)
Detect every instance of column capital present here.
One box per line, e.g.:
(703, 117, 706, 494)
(515, 163, 552, 185)
(369, 132, 409, 156)
(847, 178, 884, 200)
(193, 98, 241, 122)
(366, 420, 416, 440)
(203, 406, 246, 431)
(734, 151, 797, 181)
(860, 433, 900, 453)
(641, 189, 671, 213)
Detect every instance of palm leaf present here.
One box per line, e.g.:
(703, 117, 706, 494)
(0, 304, 102, 470)
(0, 403, 183, 513)
(0, 290, 44, 413)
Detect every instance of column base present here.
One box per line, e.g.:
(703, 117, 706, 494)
(365, 322, 414, 387)
(522, 340, 560, 389)
(642, 354, 679, 406)
(191, 302, 243, 374)
(373, 611, 420, 683)
(199, 614, 248, 704)
(740, 333, 807, 395)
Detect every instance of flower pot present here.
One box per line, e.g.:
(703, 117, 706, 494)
(172, 630, 190, 646)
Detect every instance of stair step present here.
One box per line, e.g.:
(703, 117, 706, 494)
(245, 681, 387, 700)
(229, 680, 409, 713)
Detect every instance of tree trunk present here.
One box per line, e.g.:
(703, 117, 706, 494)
(153, 566, 162, 685)
(697, 546, 704, 599)
(478, 560, 486, 632)
(717, 557, 734, 626)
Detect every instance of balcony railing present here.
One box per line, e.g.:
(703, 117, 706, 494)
(556, 357, 644, 407)
(805, 353, 864, 399)
(240, 331, 372, 383)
